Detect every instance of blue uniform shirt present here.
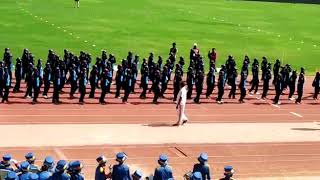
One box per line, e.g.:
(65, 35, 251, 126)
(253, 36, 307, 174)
(153, 165, 173, 180)
(18, 172, 31, 180)
(51, 171, 70, 180)
(193, 163, 211, 180)
(95, 166, 106, 180)
(111, 164, 131, 180)
(71, 173, 84, 180)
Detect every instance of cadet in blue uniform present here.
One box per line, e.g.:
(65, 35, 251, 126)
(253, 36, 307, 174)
(159, 66, 169, 98)
(95, 155, 110, 180)
(13, 58, 23, 93)
(123, 69, 133, 104)
(28, 173, 39, 180)
(228, 68, 237, 99)
(206, 67, 215, 99)
(219, 166, 236, 180)
(132, 170, 142, 180)
(40, 156, 54, 174)
(89, 65, 99, 98)
(261, 69, 272, 100)
(18, 162, 31, 180)
(78, 68, 87, 105)
(288, 70, 297, 100)
(25, 153, 39, 173)
(295, 68, 305, 104)
(69, 161, 84, 180)
(3, 48, 13, 87)
(69, 64, 78, 99)
(186, 67, 195, 99)
(1, 67, 10, 103)
(194, 70, 204, 104)
(0, 154, 16, 171)
(173, 69, 182, 102)
(152, 70, 161, 104)
(5, 171, 18, 180)
(313, 72, 320, 100)
(99, 69, 110, 105)
(39, 171, 51, 180)
(51, 160, 70, 180)
(139, 66, 149, 99)
(115, 65, 124, 99)
(249, 62, 259, 95)
(153, 154, 173, 180)
(193, 153, 211, 180)
(32, 68, 41, 104)
(216, 70, 226, 104)
(273, 73, 283, 105)
(42, 63, 52, 99)
(238, 72, 247, 103)
(52, 67, 61, 104)
(111, 152, 131, 180)
(24, 63, 34, 98)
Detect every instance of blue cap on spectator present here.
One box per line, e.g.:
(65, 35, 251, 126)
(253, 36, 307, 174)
(72, 160, 83, 170)
(133, 170, 142, 178)
(25, 152, 35, 161)
(96, 155, 107, 164)
(43, 156, 54, 167)
(198, 153, 208, 162)
(5, 171, 18, 180)
(20, 161, 30, 170)
(3, 154, 11, 161)
(159, 154, 168, 162)
(224, 166, 233, 172)
(56, 160, 68, 171)
(192, 172, 202, 180)
(116, 152, 126, 162)
(39, 171, 51, 180)
(29, 173, 39, 180)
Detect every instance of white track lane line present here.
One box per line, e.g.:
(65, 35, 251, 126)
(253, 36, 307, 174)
(290, 112, 303, 118)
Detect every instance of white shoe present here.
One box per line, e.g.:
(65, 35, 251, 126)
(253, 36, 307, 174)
(289, 97, 295, 101)
(255, 92, 260, 95)
(277, 102, 281, 105)
(250, 92, 254, 95)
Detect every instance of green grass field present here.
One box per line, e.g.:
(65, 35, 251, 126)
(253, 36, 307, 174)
(0, 0, 319, 73)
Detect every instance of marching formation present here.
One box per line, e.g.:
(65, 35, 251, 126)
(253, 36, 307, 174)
(0, 44, 319, 105)
(0, 152, 235, 180)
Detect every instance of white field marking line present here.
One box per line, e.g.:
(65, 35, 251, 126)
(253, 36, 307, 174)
(290, 112, 303, 118)
(4, 142, 320, 151)
(53, 148, 68, 160)
(0, 108, 204, 111)
(271, 104, 280, 108)
(0, 114, 292, 117)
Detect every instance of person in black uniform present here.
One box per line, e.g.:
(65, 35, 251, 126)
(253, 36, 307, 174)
(36, 59, 44, 90)
(261, 57, 268, 81)
(312, 72, 320, 100)
(42, 63, 52, 99)
(3, 48, 13, 87)
(89, 65, 99, 98)
(194, 70, 204, 104)
(288, 70, 297, 100)
(78, 68, 87, 105)
(99, 68, 110, 105)
(140, 66, 149, 99)
(32, 68, 41, 104)
(273, 59, 281, 85)
(1, 67, 10, 103)
(186, 67, 195, 99)
(249, 62, 259, 95)
(52, 67, 61, 104)
(95, 155, 111, 180)
(13, 58, 23, 93)
(273, 73, 283, 105)
(173, 69, 182, 102)
(24, 63, 34, 98)
(160, 66, 169, 98)
(153, 70, 161, 104)
(261, 69, 272, 100)
(206, 67, 215, 99)
(193, 153, 211, 180)
(115, 65, 124, 99)
(122, 69, 133, 104)
(131, 63, 138, 93)
(238, 71, 247, 103)
(228, 68, 237, 99)
(69, 64, 78, 99)
(216, 70, 226, 104)
(295, 68, 305, 104)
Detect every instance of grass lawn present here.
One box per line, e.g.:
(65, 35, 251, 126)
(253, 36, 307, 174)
(0, 0, 319, 73)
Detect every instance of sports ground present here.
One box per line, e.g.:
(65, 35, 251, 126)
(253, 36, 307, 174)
(1, 0, 320, 179)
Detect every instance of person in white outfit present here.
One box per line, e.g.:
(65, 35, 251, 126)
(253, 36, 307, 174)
(174, 81, 189, 126)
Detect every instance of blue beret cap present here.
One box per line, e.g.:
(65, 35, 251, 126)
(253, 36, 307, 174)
(224, 166, 233, 172)
(25, 152, 35, 160)
(20, 161, 30, 170)
(29, 173, 39, 180)
(56, 160, 68, 171)
(198, 153, 208, 162)
(44, 156, 54, 166)
(116, 152, 126, 161)
(3, 154, 12, 161)
(72, 161, 82, 169)
(133, 170, 142, 178)
(5, 171, 18, 180)
(159, 154, 168, 162)
(192, 172, 202, 180)
(39, 171, 51, 180)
